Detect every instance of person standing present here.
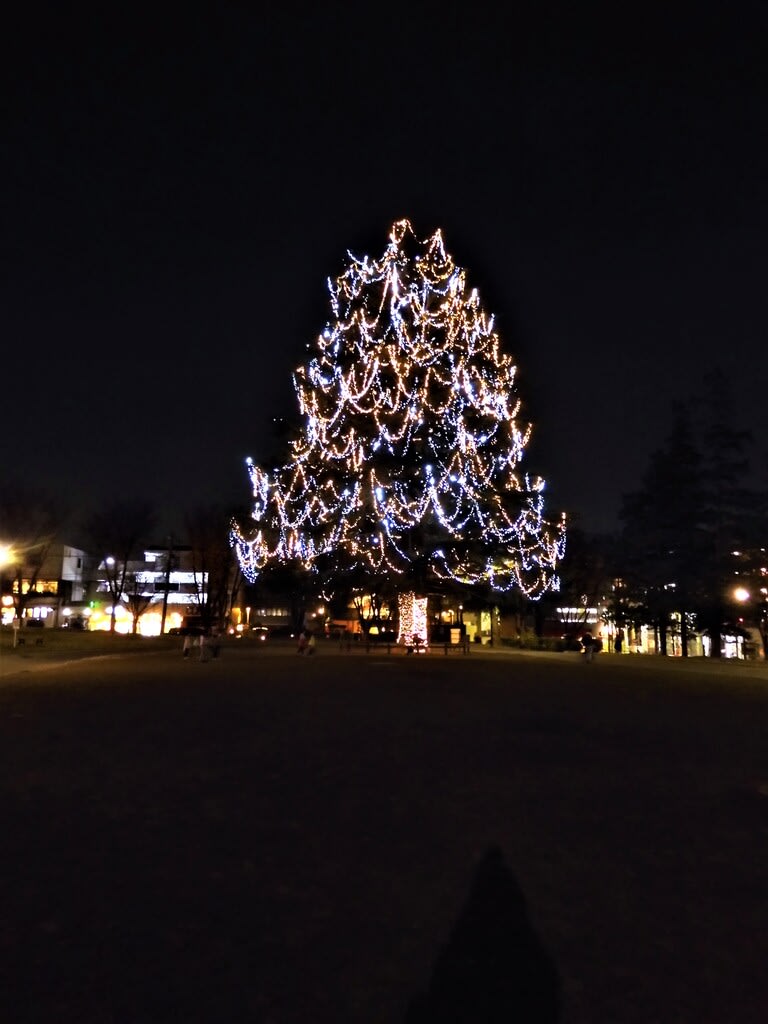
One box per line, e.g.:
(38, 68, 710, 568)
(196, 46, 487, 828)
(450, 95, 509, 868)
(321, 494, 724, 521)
(581, 631, 595, 663)
(182, 632, 193, 659)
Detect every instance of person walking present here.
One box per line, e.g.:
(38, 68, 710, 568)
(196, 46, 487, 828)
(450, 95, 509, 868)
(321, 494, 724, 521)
(199, 630, 210, 663)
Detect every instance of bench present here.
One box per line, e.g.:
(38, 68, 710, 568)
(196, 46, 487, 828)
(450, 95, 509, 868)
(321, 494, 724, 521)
(442, 636, 470, 655)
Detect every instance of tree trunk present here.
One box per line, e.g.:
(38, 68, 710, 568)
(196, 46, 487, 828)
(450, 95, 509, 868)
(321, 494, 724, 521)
(708, 625, 722, 658)
(681, 610, 689, 658)
(658, 617, 668, 656)
(705, 604, 723, 658)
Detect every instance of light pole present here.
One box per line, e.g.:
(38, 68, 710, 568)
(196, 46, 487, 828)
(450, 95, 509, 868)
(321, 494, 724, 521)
(733, 586, 752, 659)
(0, 544, 14, 667)
(160, 535, 174, 636)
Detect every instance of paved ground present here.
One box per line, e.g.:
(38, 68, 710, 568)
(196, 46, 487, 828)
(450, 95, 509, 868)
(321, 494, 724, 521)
(1, 641, 767, 1022)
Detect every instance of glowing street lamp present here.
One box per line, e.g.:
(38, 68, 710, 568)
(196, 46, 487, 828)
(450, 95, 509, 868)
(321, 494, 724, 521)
(734, 586, 751, 603)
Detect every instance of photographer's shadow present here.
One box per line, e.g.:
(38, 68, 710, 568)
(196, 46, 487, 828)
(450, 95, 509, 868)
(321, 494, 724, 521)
(406, 846, 561, 1022)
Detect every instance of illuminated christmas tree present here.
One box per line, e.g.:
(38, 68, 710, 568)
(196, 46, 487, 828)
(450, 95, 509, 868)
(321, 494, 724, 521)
(232, 219, 565, 597)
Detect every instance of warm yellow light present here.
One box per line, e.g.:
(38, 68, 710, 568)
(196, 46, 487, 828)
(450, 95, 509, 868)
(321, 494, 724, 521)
(0, 544, 14, 568)
(398, 591, 428, 646)
(139, 611, 163, 637)
(89, 605, 133, 633)
(734, 587, 750, 602)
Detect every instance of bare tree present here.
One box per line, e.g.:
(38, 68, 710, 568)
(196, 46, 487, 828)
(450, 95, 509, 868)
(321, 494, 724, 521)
(0, 480, 67, 626)
(186, 504, 241, 631)
(85, 500, 156, 632)
(123, 572, 156, 635)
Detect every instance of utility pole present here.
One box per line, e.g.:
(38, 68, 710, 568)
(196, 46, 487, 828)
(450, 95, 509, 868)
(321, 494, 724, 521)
(160, 535, 173, 636)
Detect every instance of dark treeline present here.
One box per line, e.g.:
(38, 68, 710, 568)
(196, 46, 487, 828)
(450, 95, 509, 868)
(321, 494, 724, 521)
(548, 368, 767, 658)
(2, 369, 765, 653)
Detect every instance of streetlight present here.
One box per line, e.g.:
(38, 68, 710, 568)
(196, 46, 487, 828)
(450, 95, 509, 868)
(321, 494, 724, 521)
(732, 586, 754, 659)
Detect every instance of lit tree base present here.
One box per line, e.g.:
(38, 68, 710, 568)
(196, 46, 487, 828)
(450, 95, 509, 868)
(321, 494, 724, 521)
(398, 591, 428, 647)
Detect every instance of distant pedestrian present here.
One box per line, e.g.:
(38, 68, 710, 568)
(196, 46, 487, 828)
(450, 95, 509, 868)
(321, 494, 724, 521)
(581, 632, 595, 663)
(306, 632, 316, 656)
(210, 628, 222, 659)
(199, 631, 210, 663)
(182, 633, 193, 658)
(297, 631, 307, 655)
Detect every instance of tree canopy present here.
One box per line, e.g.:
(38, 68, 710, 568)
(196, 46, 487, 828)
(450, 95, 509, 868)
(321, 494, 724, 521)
(619, 373, 765, 656)
(232, 220, 565, 599)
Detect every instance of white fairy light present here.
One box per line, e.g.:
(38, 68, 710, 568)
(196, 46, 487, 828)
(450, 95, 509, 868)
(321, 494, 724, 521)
(231, 219, 565, 595)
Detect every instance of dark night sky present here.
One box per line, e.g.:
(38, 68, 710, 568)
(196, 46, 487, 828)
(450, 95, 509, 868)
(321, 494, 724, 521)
(2, 3, 767, 538)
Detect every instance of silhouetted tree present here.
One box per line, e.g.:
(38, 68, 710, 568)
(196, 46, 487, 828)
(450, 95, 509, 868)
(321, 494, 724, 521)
(0, 480, 68, 625)
(185, 504, 241, 631)
(691, 367, 763, 656)
(548, 526, 614, 641)
(123, 572, 155, 635)
(85, 500, 156, 632)
(619, 407, 706, 655)
(619, 371, 765, 657)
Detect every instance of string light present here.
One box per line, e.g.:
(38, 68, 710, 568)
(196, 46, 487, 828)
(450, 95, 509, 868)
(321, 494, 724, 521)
(398, 591, 428, 646)
(231, 219, 565, 596)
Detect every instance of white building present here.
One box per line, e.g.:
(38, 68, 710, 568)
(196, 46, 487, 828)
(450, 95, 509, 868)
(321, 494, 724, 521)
(90, 546, 208, 635)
